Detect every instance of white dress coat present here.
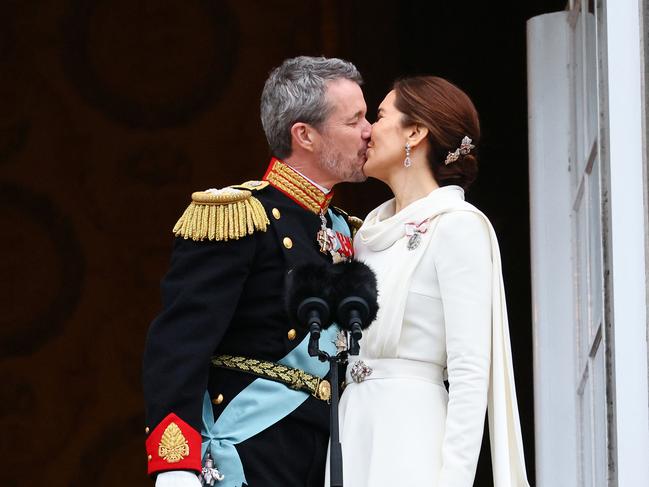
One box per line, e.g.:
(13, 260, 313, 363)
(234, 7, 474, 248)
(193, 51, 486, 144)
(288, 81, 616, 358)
(327, 186, 529, 487)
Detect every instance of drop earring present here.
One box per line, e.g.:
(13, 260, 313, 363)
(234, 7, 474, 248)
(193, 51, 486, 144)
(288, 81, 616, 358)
(404, 142, 412, 168)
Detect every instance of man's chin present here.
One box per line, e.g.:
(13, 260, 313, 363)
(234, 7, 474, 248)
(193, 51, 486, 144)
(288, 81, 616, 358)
(353, 158, 369, 182)
(347, 171, 368, 183)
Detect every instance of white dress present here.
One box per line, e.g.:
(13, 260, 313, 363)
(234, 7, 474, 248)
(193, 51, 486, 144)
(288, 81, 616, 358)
(326, 186, 529, 487)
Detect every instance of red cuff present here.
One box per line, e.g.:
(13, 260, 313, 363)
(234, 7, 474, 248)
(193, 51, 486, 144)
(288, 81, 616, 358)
(145, 413, 202, 475)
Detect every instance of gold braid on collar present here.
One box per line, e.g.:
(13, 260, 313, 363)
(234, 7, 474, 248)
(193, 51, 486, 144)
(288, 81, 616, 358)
(263, 158, 333, 214)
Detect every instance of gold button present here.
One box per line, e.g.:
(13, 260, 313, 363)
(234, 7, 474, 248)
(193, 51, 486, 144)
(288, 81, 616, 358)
(283, 237, 293, 249)
(272, 208, 281, 219)
(212, 393, 224, 405)
(147, 454, 152, 462)
(316, 380, 332, 401)
(287, 329, 297, 340)
(145, 427, 150, 434)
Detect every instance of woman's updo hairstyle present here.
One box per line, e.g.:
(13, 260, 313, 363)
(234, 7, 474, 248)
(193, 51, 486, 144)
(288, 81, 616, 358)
(393, 76, 480, 190)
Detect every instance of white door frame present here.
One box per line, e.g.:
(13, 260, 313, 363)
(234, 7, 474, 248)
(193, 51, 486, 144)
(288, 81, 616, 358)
(600, 0, 649, 484)
(527, 12, 579, 487)
(528, 1, 649, 486)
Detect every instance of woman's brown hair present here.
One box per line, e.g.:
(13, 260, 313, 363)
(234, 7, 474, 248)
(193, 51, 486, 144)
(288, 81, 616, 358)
(393, 76, 480, 190)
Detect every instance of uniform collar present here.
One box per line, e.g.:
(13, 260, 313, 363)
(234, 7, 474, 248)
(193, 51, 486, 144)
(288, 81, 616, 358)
(263, 157, 334, 214)
(300, 171, 331, 195)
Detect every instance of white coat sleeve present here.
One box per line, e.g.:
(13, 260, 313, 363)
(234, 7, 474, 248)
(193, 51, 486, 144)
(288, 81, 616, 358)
(432, 211, 493, 487)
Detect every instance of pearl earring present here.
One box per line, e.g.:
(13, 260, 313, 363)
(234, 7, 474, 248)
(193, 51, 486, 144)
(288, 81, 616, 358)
(404, 142, 412, 168)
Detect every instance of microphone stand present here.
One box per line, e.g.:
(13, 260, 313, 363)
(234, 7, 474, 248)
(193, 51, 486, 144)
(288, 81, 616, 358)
(299, 295, 370, 486)
(310, 345, 346, 487)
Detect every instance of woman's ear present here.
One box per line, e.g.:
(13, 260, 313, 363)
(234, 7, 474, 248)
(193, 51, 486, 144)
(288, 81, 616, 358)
(290, 122, 317, 152)
(406, 124, 429, 148)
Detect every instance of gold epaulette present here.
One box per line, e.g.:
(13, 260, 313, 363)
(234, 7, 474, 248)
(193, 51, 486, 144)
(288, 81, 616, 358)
(347, 216, 364, 234)
(333, 206, 364, 237)
(173, 185, 270, 241)
(232, 180, 271, 192)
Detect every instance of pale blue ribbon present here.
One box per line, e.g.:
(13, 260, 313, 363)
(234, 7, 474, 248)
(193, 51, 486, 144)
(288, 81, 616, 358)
(328, 209, 348, 234)
(200, 209, 350, 487)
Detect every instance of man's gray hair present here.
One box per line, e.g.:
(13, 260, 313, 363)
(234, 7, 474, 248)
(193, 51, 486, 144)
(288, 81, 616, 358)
(260, 56, 363, 159)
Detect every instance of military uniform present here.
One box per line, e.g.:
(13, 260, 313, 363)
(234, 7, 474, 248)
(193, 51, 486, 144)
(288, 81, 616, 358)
(143, 158, 360, 487)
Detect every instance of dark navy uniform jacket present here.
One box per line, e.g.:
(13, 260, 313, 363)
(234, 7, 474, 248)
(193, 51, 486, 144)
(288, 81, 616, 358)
(143, 159, 357, 486)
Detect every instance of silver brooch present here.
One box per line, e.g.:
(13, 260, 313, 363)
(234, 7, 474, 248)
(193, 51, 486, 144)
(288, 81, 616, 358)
(350, 360, 373, 383)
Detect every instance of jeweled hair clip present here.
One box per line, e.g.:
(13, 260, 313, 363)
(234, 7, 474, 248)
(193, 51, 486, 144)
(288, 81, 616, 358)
(444, 136, 475, 165)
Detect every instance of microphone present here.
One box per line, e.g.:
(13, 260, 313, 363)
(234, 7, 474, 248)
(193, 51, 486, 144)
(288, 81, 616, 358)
(285, 260, 378, 487)
(285, 260, 379, 356)
(329, 260, 379, 355)
(285, 263, 336, 356)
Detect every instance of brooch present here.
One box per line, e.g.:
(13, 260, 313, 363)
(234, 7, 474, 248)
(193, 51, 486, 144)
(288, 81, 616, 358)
(405, 218, 432, 251)
(350, 360, 373, 383)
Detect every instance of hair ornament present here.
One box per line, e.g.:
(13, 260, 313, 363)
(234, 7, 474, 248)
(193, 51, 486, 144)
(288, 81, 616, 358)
(444, 136, 475, 165)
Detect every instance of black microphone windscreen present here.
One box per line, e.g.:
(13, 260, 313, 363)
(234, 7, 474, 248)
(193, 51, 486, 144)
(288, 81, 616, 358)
(329, 260, 379, 328)
(284, 263, 337, 327)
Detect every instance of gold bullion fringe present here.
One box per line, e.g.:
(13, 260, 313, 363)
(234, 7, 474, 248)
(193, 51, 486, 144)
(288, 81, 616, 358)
(173, 196, 269, 241)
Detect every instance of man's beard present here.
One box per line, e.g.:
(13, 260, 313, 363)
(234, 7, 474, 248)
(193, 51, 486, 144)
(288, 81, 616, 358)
(319, 146, 367, 183)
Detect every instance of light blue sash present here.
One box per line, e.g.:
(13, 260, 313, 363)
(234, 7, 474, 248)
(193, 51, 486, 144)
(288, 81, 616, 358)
(201, 209, 350, 487)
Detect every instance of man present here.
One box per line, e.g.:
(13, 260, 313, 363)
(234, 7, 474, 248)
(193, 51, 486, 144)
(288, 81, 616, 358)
(143, 56, 371, 487)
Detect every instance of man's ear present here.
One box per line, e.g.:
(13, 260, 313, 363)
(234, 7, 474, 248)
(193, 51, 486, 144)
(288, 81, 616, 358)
(407, 124, 429, 148)
(290, 122, 318, 152)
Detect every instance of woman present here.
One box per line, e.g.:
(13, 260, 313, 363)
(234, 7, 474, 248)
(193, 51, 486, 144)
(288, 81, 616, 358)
(329, 77, 530, 487)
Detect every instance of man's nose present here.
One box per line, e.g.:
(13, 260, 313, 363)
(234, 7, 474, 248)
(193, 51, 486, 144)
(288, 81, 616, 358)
(362, 119, 372, 139)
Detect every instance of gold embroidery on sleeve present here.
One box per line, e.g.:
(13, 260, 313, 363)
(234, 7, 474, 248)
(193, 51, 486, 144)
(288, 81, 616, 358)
(158, 422, 190, 463)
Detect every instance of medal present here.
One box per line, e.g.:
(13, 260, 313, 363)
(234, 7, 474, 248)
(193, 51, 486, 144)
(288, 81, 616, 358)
(317, 228, 334, 254)
(318, 211, 339, 253)
(334, 330, 348, 353)
(407, 232, 422, 250)
(317, 212, 336, 254)
(199, 452, 224, 485)
(318, 211, 353, 262)
(405, 218, 432, 251)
